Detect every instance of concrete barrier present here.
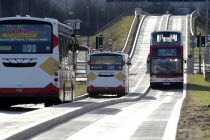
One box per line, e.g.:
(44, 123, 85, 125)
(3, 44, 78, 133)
(129, 15, 147, 60)
(190, 10, 200, 36)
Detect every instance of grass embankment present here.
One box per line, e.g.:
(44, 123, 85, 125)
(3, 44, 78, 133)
(75, 81, 87, 96)
(177, 74, 210, 140)
(75, 15, 138, 96)
(89, 15, 137, 54)
(176, 11, 210, 139)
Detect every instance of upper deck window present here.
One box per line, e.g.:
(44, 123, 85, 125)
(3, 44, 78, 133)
(0, 20, 52, 54)
(151, 32, 182, 46)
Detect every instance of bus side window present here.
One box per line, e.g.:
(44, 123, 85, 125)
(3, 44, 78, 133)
(59, 37, 68, 68)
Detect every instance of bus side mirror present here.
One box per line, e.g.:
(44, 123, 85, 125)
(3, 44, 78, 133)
(68, 44, 73, 51)
(147, 54, 150, 63)
(127, 62, 132, 67)
(68, 44, 79, 52)
(74, 44, 79, 51)
(127, 62, 131, 65)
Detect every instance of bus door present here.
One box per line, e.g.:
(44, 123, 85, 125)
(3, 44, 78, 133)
(150, 59, 167, 84)
(165, 58, 183, 83)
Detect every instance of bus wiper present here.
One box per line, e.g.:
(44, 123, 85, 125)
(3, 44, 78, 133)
(172, 72, 181, 75)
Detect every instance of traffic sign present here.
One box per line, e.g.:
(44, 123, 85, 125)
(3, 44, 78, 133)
(190, 35, 195, 41)
(107, 39, 113, 45)
(82, 38, 87, 46)
(190, 42, 196, 48)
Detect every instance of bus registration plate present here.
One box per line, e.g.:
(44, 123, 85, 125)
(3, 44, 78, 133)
(163, 83, 170, 85)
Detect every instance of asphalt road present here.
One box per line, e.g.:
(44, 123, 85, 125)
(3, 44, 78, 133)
(30, 15, 188, 140)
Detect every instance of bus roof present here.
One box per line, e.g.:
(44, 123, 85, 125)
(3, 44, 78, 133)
(152, 30, 182, 34)
(0, 16, 57, 23)
(89, 51, 126, 55)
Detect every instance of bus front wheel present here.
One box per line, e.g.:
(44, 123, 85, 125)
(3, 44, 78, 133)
(44, 102, 54, 107)
(89, 93, 98, 98)
(117, 92, 125, 97)
(0, 103, 11, 109)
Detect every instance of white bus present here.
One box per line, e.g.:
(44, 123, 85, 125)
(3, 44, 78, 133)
(87, 51, 130, 97)
(0, 16, 78, 107)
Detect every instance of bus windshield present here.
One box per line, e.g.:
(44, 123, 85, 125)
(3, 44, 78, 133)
(151, 58, 183, 75)
(90, 54, 123, 70)
(151, 32, 181, 46)
(0, 24, 52, 53)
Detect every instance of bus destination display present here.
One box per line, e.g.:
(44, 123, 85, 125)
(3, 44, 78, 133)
(90, 55, 123, 70)
(153, 48, 180, 57)
(0, 24, 52, 53)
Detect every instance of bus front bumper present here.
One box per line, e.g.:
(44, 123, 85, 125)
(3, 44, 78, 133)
(87, 86, 125, 94)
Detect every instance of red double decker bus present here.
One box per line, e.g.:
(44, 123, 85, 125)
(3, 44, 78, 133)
(149, 31, 184, 88)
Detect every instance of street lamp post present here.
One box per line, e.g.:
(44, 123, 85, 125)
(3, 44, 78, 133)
(108, 6, 109, 24)
(28, 0, 30, 15)
(21, 0, 23, 16)
(0, 0, 1, 17)
(183, 0, 184, 7)
(97, 8, 104, 31)
(66, 0, 68, 20)
(87, 3, 90, 47)
(97, 8, 99, 31)
(165, 0, 166, 13)
(205, 0, 209, 59)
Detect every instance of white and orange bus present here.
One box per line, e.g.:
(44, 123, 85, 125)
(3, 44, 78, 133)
(87, 51, 130, 97)
(0, 16, 78, 107)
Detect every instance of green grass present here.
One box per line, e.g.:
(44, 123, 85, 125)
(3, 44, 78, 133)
(188, 74, 210, 106)
(176, 74, 210, 139)
(89, 15, 135, 52)
(75, 81, 87, 96)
